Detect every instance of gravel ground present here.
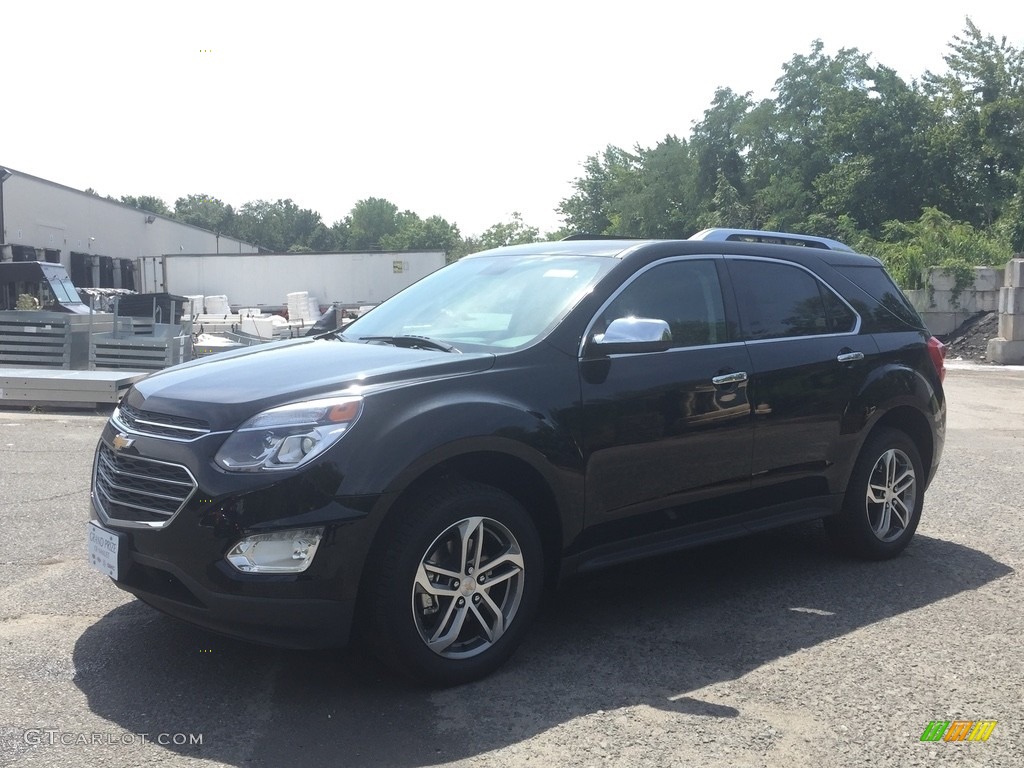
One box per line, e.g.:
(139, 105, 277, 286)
(0, 365, 1021, 767)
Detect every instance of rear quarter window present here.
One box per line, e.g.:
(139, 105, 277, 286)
(833, 265, 924, 331)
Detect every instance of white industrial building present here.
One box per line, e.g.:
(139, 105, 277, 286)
(140, 250, 447, 309)
(0, 165, 258, 290)
(0, 165, 448, 310)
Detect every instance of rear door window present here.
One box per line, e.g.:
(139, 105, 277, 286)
(822, 289, 857, 333)
(728, 259, 857, 340)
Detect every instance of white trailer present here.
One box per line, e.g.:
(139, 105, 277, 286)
(137, 250, 447, 310)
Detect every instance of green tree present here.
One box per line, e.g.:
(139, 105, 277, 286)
(477, 212, 541, 250)
(120, 195, 172, 216)
(174, 194, 235, 234)
(699, 171, 752, 229)
(745, 43, 878, 230)
(691, 87, 753, 206)
(997, 167, 1024, 252)
(814, 64, 933, 232)
(857, 207, 1012, 291)
(559, 138, 701, 238)
(544, 226, 573, 241)
(924, 18, 1024, 227)
(346, 197, 400, 250)
(234, 199, 328, 252)
(328, 220, 351, 251)
(615, 136, 701, 237)
(380, 211, 463, 254)
(558, 148, 626, 235)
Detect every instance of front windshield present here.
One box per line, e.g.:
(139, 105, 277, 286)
(344, 254, 615, 351)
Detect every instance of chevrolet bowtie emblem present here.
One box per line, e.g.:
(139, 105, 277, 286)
(112, 433, 134, 451)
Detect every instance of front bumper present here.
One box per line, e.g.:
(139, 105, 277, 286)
(114, 540, 354, 649)
(89, 423, 389, 649)
(90, 493, 368, 649)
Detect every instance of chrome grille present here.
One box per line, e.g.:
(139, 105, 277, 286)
(113, 403, 211, 441)
(94, 443, 197, 527)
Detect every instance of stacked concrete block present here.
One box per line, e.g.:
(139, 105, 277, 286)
(906, 267, 1005, 336)
(970, 267, 1004, 311)
(987, 258, 1024, 364)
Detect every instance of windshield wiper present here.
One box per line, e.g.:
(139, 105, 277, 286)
(357, 335, 461, 353)
(315, 329, 346, 340)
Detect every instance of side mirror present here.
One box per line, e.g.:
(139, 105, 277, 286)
(591, 317, 672, 355)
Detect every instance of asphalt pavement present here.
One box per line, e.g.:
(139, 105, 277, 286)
(0, 363, 1021, 767)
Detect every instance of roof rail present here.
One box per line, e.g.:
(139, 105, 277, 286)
(560, 233, 646, 241)
(688, 228, 854, 252)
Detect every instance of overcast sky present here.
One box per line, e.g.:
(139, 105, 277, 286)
(5, 1, 1023, 237)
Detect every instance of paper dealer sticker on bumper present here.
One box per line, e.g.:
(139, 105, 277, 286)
(88, 522, 120, 580)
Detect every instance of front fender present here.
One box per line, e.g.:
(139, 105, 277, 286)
(332, 382, 584, 520)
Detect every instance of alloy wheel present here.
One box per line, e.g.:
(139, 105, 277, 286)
(865, 448, 917, 542)
(411, 516, 526, 659)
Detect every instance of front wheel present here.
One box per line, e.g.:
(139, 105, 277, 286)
(362, 480, 544, 686)
(825, 428, 925, 560)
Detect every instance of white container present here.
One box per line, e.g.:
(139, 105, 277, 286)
(240, 315, 277, 340)
(184, 295, 204, 318)
(306, 297, 322, 322)
(205, 295, 231, 315)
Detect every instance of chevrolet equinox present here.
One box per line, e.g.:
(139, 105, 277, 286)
(88, 228, 947, 685)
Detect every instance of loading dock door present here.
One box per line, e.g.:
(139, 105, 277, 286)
(70, 252, 92, 287)
(99, 256, 114, 287)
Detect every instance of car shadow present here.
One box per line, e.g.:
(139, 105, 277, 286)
(72, 525, 1012, 767)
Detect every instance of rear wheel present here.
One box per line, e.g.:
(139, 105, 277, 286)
(362, 480, 544, 686)
(825, 428, 925, 559)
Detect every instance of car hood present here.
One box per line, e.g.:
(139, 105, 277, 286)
(125, 338, 495, 430)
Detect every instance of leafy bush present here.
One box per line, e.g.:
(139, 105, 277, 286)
(845, 208, 1012, 300)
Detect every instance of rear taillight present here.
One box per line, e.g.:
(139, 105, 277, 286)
(928, 336, 947, 383)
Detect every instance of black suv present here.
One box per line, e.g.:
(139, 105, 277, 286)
(88, 229, 946, 685)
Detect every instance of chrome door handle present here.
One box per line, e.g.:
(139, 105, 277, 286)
(712, 371, 748, 386)
(837, 351, 865, 363)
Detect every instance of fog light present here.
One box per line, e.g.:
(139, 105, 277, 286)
(226, 527, 324, 573)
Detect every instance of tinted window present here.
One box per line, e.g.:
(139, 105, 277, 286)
(599, 260, 729, 347)
(730, 260, 839, 340)
(833, 265, 923, 329)
(822, 288, 857, 333)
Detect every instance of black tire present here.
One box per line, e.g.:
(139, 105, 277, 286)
(361, 480, 545, 686)
(825, 427, 925, 560)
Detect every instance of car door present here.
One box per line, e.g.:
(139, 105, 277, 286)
(725, 256, 874, 505)
(578, 257, 754, 548)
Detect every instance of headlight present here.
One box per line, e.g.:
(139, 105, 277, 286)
(226, 527, 324, 573)
(215, 396, 363, 472)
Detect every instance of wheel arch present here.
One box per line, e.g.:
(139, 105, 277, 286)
(365, 443, 570, 591)
(868, 405, 935, 482)
(844, 361, 943, 490)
